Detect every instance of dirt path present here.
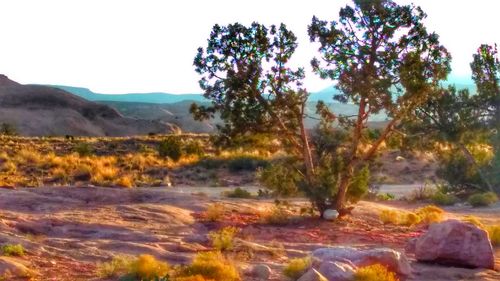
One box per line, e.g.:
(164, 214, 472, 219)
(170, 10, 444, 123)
(0, 186, 498, 280)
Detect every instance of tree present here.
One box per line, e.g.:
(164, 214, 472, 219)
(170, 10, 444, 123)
(404, 86, 493, 192)
(308, 0, 451, 210)
(471, 44, 500, 189)
(191, 22, 315, 180)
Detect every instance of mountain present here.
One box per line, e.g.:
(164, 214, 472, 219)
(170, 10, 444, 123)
(0, 75, 177, 136)
(52, 85, 208, 104)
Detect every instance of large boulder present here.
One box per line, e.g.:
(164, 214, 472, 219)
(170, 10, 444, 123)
(415, 219, 495, 269)
(251, 264, 272, 280)
(317, 261, 356, 281)
(311, 246, 411, 276)
(297, 268, 328, 281)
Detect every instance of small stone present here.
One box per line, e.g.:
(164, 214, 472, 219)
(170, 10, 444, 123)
(322, 209, 339, 220)
(251, 264, 272, 280)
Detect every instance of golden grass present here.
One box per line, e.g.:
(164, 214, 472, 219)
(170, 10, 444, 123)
(379, 205, 444, 226)
(283, 256, 312, 280)
(205, 203, 226, 222)
(354, 264, 399, 281)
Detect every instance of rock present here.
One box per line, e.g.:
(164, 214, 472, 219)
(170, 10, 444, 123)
(183, 234, 209, 244)
(415, 219, 495, 269)
(312, 246, 411, 276)
(322, 209, 339, 220)
(0, 256, 33, 278)
(297, 268, 328, 281)
(405, 237, 417, 253)
(251, 264, 272, 280)
(317, 261, 356, 281)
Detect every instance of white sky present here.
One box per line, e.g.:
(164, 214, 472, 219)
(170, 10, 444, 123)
(0, 0, 498, 94)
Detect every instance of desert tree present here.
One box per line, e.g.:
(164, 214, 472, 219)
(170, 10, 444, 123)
(191, 23, 315, 180)
(471, 44, 500, 189)
(308, 0, 451, 210)
(403, 86, 494, 192)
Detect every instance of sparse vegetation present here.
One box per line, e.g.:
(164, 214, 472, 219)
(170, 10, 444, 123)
(97, 255, 134, 278)
(224, 187, 252, 199)
(379, 205, 444, 226)
(1, 243, 25, 256)
(209, 226, 239, 251)
(283, 256, 311, 280)
(354, 264, 399, 281)
(177, 251, 240, 281)
(467, 192, 499, 207)
(205, 203, 226, 222)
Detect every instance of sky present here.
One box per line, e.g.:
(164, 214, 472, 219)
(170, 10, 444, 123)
(0, 0, 499, 94)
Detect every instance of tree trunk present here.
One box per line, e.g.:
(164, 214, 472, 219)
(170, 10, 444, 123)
(299, 117, 315, 181)
(458, 143, 494, 192)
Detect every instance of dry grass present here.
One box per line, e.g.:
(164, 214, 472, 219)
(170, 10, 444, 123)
(283, 256, 312, 280)
(379, 205, 444, 226)
(205, 203, 226, 222)
(177, 251, 240, 281)
(354, 264, 399, 281)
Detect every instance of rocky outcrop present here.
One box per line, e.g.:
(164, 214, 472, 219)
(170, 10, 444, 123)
(311, 246, 411, 276)
(415, 219, 495, 269)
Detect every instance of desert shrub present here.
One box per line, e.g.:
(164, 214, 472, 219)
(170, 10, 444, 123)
(0, 123, 17, 136)
(283, 256, 311, 280)
(406, 183, 435, 202)
(159, 137, 183, 162)
(380, 205, 444, 226)
(487, 225, 500, 246)
(127, 254, 170, 280)
(354, 264, 399, 281)
(183, 140, 205, 156)
(224, 187, 252, 199)
(468, 192, 498, 207)
(74, 142, 93, 156)
(462, 215, 485, 228)
(376, 193, 395, 201)
(436, 147, 492, 193)
(431, 191, 458, 206)
(1, 244, 25, 256)
(114, 175, 134, 188)
(261, 205, 292, 225)
(415, 205, 445, 224)
(227, 156, 268, 172)
(258, 160, 302, 197)
(208, 226, 239, 251)
(205, 203, 225, 222)
(178, 251, 240, 281)
(97, 255, 134, 278)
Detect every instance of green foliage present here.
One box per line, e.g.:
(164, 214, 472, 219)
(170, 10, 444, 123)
(468, 192, 499, 207)
(224, 187, 252, 199)
(258, 159, 302, 197)
(0, 123, 17, 136)
(97, 255, 134, 278)
(124, 254, 169, 281)
(283, 257, 311, 280)
(208, 226, 239, 251)
(431, 190, 458, 206)
(74, 142, 93, 157)
(354, 264, 399, 281)
(158, 137, 183, 162)
(179, 251, 240, 281)
(346, 166, 370, 204)
(1, 244, 25, 256)
(227, 156, 268, 172)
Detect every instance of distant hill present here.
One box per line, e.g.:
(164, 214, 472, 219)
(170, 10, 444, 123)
(0, 75, 177, 136)
(52, 85, 208, 104)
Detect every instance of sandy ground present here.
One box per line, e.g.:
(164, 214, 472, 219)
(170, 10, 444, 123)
(0, 186, 499, 281)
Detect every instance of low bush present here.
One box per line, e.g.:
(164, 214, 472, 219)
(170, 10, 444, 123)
(128, 254, 170, 280)
(431, 191, 458, 206)
(205, 203, 225, 222)
(209, 226, 239, 252)
(1, 244, 25, 256)
(97, 255, 134, 278)
(379, 205, 444, 226)
(178, 251, 240, 281)
(224, 187, 252, 199)
(467, 192, 499, 207)
(261, 205, 292, 225)
(74, 142, 93, 156)
(283, 256, 311, 280)
(227, 156, 269, 172)
(159, 137, 183, 162)
(487, 225, 500, 246)
(354, 264, 399, 281)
